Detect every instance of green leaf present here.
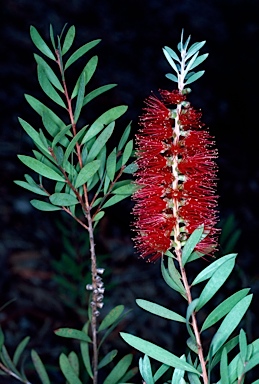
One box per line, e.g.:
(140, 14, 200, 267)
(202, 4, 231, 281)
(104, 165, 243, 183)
(186, 299, 199, 341)
(196, 258, 236, 311)
(52, 124, 71, 148)
(80, 322, 93, 379)
(0, 328, 5, 350)
(103, 354, 133, 384)
(30, 200, 62, 211)
(210, 336, 239, 371)
(13, 336, 30, 366)
(99, 305, 124, 332)
(201, 289, 250, 332)
(244, 352, 259, 373)
(74, 160, 101, 188)
(59, 353, 83, 384)
(123, 162, 138, 174)
(30, 26, 55, 60)
(74, 72, 85, 123)
(31, 349, 50, 384)
(72, 56, 98, 99)
(87, 122, 115, 161)
(136, 299, 185, 323)
(63, 125, 88, 163)
(106, 148, 117, 181)
(65, 39, 101, 70)
(68, 351, 79, 377)
(118, 122, 131, 151)
(102, 194, 129, 208)
(210, 295, 253, 357)
(93, 211, 105, 222)
(165, 73, 178, 83)
(54, 328, 91, 342)
(163, 48, 179, 73)
(153, 364, 170, 382)
(182, 226, 203, 266)
(34, 54, 64, 92)
(25, 95, 65, 135)
(187, 54, 209, 71)
(49, 24, 56, 50)
(192, 253, 237, 285)
(220, 348, 229, 384)
(14, 180, 48, 196)
(1, 345, 20, 376)
(62, 25, 76, 55)
(83, 84, 117, 106)
(239, 329, 248, 364)
(139, 355, 154, 384)
(49, 193, 78, 206)
(163, 46, 180, 62)
(161, 259, 186, 297)
(186, 41, 206, 60)
(187, 371, 202, 384)
(18, 118, 47, 151)
(18, 155, 64, 182)
(185, 71, 205, 85)
(171, 355, 185, 383)
(82, 105, 127, 144)
(120, 333, 199, 374)
(122, 140, 133, 166)
(112, 183, 137, 195)
(98, 350, 118, 369)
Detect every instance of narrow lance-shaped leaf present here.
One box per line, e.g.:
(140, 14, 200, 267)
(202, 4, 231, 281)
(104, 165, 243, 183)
(83, 84, 117, 106)
(98, 350, 118, 369)
(98, 305, 124, 332)
(106, 148, 117, 181)
(30, 200, 62, 211)
(163, 48, 179, 74)
(80, 322, 93, 379)
(54, 328, 91, 342)
(50, 193, 79, 206)
(30, 26, 56, 60)
(87, 122, 115, 162)
(185, 71, 205, 85)
(139, 355, 154, 384)
(31, 349, 50, 384)
(136, 299, 185, 323)
(74, 160, 101, 188)
(13, 336, 30, 366)
(34, 54, 64, 92)
(182, 226, 203, 266)
(72, 56, 98, 99)
(18, 155, 65, 182)
(103, 354, 133, 384)
(118, 122, 131, 151)
(59, 353, 83, 384)
(65, 39, 101, 70)
(120, 333, 200, 374)
(74, 72, 85, 123)
(62, 25, 76, 55)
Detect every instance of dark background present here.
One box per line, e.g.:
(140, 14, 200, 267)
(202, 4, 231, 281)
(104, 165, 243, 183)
(1, 0, 259, 382)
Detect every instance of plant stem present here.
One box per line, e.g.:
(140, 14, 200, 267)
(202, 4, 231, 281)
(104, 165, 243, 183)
(0, 362, 32, 384)
(176, 249, 208, 383)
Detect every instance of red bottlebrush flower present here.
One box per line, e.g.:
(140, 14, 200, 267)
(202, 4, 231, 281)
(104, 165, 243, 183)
(132, 89, 219, 261)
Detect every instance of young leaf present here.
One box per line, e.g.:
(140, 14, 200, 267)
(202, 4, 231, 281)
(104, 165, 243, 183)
(18, 155, 64, 182)
(14, 180, 48, 196)
(153, 364, 170, 382)
(139, 355, 154, 384)
(103, 354, 133, 384)
(161, 259, 186, 297)
(13, 336, 30, 366)
(30, 200, 62, 211)
(30, 26, 56, 60)
(49, 193, 79, 206)
(65, 39, 101, 70)
(34, 54, 64, 92)
(182, 226, 203, 266)
(185, 71, 205, 85)
(163, 46, 180, 62)
(163, 48, 179, 74)
(201, 288, 250, 332)
(83, 84, 117, 106)
(54, 328, 91, 342)
(186, 41, 206, 60)
(165, 73, 178, 83)
(74, 72, 85, 123)
(98, 350, 118, 369)
(82, 105, 127, 144)
(195, 258, 236, 311)
(120, 333, 199, 374)
(87, 122, 115, 161)
(210, 295, 253, 357)
(49, 24, 56, 50)
(59, 353, 83, 384)
(98, 305, 124, 332)
(192, 253, 237, 285)
(93, 211, 105, 222)
(62, 25, 76, 55)
(74, 159, 101, 188)
(188, 53, 209, 71)
(136, 299, 185, 323)
(31, 349, 50, 384)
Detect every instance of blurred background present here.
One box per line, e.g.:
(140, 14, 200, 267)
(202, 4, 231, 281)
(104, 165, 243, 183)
(1, 0, 259, 382)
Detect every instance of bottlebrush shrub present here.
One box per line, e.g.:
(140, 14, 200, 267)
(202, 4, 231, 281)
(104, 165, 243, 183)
(0, 24, 138, 384)
(121, 32, 259, 383)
